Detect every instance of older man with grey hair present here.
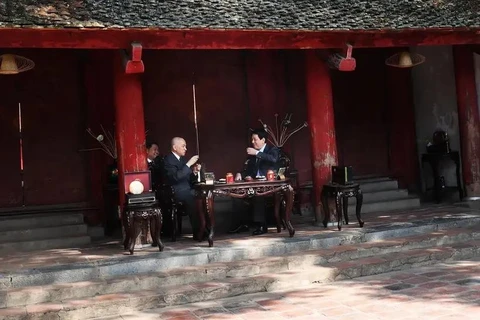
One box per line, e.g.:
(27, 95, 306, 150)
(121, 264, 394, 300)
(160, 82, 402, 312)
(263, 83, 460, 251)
(163, 137, 201, 239)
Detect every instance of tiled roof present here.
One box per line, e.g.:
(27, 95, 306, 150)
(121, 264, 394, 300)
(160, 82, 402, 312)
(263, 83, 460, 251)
(0, 0, 478, 31)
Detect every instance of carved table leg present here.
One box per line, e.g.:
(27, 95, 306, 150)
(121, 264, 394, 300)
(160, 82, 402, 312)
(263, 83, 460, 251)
(129, 215, 142, 255)
(321, 189, 329, 228)
(205, 190, 215, 247)
(283, 185, 295, 237)
(171, 203, 178, 242)
(355, 189, 364, 227)
(150, 215, 158, 247)
(454, 156, 464, 200)
(274, 192, 282, 233)
(335, 192, 343, 231)
(196, 195, 207, 243)
(122, 210, 130, 250)
(342, 196, 349, 225)
(431, 160, 442, 203)
(154, 209, 164, 252)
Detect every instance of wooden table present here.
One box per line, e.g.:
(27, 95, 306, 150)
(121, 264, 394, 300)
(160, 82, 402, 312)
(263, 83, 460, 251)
(122, 201, 164, 255)
(321, 183, 364, 231)
(194, 179, 295, 247)
(421, 151, 463, 203)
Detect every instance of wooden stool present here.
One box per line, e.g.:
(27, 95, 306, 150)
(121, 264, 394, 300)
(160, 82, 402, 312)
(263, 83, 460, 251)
(321, 183, 364, 231)
(122, 202, 164, 255)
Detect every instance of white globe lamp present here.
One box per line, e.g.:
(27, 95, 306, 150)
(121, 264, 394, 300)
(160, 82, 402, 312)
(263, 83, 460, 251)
(129, 179, 144, 194)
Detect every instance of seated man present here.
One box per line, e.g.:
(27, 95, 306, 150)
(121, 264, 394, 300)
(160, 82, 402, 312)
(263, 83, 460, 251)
(146, 142, 162, 191)
(234, 128, 279, 235)
(163, 137, 201, 238)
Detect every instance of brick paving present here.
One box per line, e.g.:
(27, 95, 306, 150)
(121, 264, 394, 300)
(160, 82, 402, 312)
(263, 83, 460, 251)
(103, 258, 480, 320)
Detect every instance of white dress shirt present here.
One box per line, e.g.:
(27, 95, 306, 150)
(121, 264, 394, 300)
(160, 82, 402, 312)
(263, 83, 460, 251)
(256, 144, 266, 176)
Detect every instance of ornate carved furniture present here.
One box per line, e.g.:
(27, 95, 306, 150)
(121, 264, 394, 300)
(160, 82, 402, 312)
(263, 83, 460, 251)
(122, 201, 163, 255)
(321, 183, 364, 231)
(421, 151, 463, 203)
(195, 180, 295, 247)
(157, 184, 186, 241)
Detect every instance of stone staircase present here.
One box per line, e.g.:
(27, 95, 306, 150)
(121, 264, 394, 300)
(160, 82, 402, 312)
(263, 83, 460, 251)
(0, 210, 91, 254)
(346, 176, 421, 214)
(0, 206, 479, 319)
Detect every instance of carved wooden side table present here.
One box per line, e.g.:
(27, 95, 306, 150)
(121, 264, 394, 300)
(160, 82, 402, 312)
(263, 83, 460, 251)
(421, 151, 463, 203)
(321, 183, 364, 231)
(122, 201, 163, 255)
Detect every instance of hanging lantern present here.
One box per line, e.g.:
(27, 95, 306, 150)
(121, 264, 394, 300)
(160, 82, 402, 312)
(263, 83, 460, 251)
(0, 54, 35, 75)
(385, 51, 425, 68)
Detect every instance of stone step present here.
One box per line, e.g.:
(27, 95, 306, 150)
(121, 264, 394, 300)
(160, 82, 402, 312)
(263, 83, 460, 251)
(0, 224, 87, 243)
(353, 176, 391, 183)
(0, 213, 85, 232)
(349, 189, 409, 204)
(0, 235, 91, 254)
(2, 237, 479, 319)
(357, 179, 399, 193)
(347, 196, 421, 214)
(2, 226, 479, 309)
(2, 212, 479, 290)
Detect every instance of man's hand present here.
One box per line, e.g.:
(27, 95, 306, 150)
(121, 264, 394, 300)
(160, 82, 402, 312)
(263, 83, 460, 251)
(235, 173, 242, 181)
(246, 147, 258, 156)
(186, 155, 200, 167)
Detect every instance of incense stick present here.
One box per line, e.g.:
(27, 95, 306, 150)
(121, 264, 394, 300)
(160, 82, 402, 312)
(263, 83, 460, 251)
(192, 74, 200, 156)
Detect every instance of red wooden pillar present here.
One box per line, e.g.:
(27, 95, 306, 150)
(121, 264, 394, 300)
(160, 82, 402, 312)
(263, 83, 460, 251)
(453, 46, 480, 197)
(305, 51, 338, 224)
(113, 50, 147, 204)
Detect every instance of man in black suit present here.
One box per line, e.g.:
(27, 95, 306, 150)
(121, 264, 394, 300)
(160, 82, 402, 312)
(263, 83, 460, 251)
(234, 128, 280, 235)
(146, 142, 162, 191)
(163, 137, 200, 238)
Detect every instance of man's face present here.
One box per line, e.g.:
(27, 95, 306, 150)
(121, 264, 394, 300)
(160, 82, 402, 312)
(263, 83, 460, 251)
(173, 139, 187, 157)
(251, 134, 266, 150)
(147, 144, 159, 160)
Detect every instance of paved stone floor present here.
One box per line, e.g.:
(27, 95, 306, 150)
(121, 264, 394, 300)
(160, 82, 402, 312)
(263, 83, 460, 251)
(100, 258, 480, 320)
(2, 204, 479, 272)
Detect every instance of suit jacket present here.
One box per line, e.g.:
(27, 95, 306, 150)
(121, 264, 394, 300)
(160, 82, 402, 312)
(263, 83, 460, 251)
(163, 152, 197, 195)
(242, 144, 280, 178)
(147, 157, 164, 192)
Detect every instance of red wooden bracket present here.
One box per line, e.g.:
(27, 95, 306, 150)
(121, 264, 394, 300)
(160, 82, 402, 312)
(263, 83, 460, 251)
(122, 42, 145, 74)
(327, 44, 356, 71)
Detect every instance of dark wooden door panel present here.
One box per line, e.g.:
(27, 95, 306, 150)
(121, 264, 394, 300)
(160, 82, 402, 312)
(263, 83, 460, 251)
(332, 49, 390, 176)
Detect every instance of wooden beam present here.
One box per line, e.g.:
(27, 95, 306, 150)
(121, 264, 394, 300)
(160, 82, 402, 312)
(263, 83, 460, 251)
(0, 28, 478, 49)
(122, 42, 144, 74)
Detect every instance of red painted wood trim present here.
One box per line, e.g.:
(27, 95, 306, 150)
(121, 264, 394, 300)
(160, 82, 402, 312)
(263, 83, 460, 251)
(453, 46, 480, 196)
(123, 42, 145, 74)
(305, 50, 338, 223)
(0, 28, 478, 49)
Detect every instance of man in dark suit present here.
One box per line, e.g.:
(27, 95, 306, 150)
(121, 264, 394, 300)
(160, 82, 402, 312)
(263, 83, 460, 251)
(163, 137, 200, 238)
(234, 128, 280, 235)
(146, 142, 162, 191)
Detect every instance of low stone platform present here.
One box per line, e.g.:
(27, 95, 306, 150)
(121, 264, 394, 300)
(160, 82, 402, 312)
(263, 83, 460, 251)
(105, 258, 480, 320)
(0, 204, 480, 319)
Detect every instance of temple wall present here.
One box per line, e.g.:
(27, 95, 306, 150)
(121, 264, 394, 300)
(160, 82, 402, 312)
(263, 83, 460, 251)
(0, 49, 89, 208)
(410, 46, 462, 198)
